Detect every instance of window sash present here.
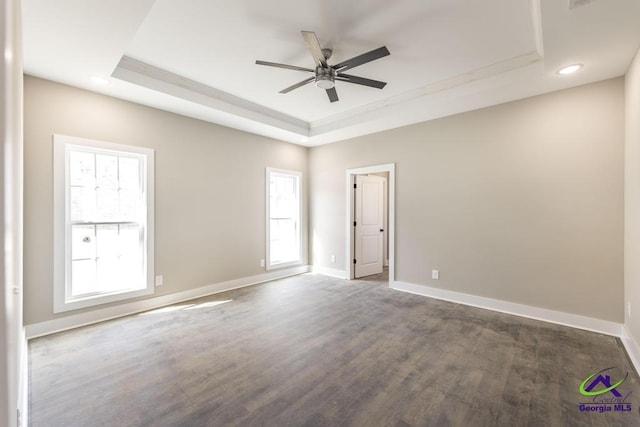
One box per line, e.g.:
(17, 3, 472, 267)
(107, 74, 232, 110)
(67, 222, 145, 300)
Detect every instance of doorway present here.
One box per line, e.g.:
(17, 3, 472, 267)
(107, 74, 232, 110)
(346, 164, 395, 282)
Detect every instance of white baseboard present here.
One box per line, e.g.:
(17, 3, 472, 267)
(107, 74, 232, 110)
(312, 265, 348, 279)
(19, 328, 28, 427)
(621, 325, 640, 376)
(391, 280, 622, 337)
(26, 265, 310, 339)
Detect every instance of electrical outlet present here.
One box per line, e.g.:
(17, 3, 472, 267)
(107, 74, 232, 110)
(331, 255, 336, 263)
(155, 275, 163, 286)
(260, 259, 265, 267)
(431, 270, 439, 280)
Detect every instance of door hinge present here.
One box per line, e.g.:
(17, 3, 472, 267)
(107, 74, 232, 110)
(354, 221, 357, 227)
(353, 259, 357, 264)
(354, 183, 357, 189)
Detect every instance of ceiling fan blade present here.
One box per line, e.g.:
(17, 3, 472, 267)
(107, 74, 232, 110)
(336, 73, 387, 89)
(279, 76, 315, 94)
(301, 31, 327, 68)
(326, 87, 339, 103)
(256, 60, 314, 73)
(334, 46, 390, 72)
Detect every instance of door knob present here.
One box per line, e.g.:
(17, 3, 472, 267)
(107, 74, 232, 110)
(380, 229, 384, 232)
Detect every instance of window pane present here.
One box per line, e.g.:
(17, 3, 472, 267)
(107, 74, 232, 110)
(96, 154, 118, 190)
(71, 225, 95, 260)
(71, 225, 98, 297)
(119, 189, 139, 221)
(96, 224, 144, 293)
(71, 259, 97, 297)
(70, 148, 97, 221)
(96, 188, 119, 221)
(120, 224, 144, 289)
(96, 224, 119, 260)
(270, 174, 297, 219)
(96, 257, 121, 293)
(270, 219, 299, 264)
(119, 157, 140, 190)
(69, 151, 95, 187)
(95, 155, 120, 221)
(119, 158, 141, 221)
(70, 186, 96, 221)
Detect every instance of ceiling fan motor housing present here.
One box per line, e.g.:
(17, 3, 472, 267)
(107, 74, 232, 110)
(315, 66, 335, 89)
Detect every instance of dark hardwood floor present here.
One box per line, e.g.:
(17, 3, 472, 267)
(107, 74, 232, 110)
(29, 272, 640, 426)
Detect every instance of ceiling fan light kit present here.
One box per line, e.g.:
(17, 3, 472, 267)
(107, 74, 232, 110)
(315, 67, 335, 89)
(256, 30, 390, 103)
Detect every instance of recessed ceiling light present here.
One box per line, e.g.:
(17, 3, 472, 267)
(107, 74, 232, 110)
(90, 76, 109, 85)
(557, 64, 583, 75)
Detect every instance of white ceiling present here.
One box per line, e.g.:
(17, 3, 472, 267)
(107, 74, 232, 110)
(22, 0, 640, 146)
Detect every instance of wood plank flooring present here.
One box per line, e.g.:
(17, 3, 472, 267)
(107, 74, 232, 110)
(29, 272, 640, 426)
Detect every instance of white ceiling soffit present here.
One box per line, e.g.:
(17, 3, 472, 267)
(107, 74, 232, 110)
(22, 0, 640, 146)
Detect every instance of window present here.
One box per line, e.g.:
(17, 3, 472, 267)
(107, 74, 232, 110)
(266, 168, 302, 269)
(54, 135, 154, 312)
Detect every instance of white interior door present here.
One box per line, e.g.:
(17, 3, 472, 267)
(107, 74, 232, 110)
(354, 175, 384, 278)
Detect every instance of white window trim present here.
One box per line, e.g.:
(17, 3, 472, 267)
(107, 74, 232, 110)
(266, 167, 303, 270)
(53, 134, 155, 313)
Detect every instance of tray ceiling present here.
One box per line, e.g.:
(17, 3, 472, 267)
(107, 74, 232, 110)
(22, 0, 640, 146)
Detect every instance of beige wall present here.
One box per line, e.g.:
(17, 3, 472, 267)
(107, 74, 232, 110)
(23, 76, 308, 325)
(310, 78, 624, 322)
(625, 48, 640, 338)
(24, 74, 626, 326)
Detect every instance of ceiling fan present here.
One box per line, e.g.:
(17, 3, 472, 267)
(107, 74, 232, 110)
(256, 31, 390, 103)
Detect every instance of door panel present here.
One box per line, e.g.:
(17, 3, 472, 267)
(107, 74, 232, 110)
(361, 236, 381, 266)
(355, 175, 384, 278)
